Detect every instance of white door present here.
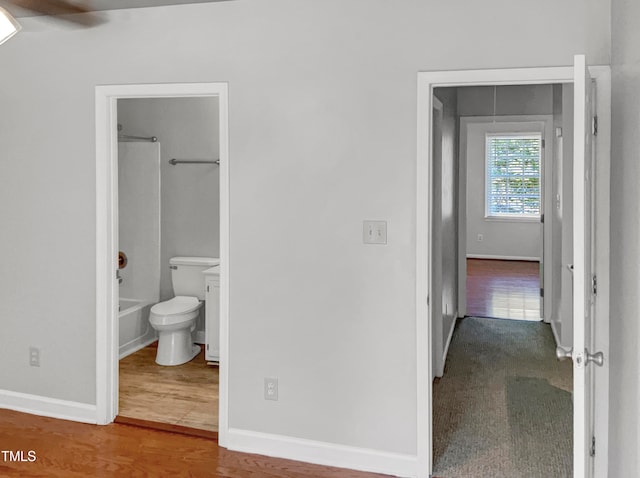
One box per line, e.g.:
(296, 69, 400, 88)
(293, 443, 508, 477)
(571, 53, 600, 478)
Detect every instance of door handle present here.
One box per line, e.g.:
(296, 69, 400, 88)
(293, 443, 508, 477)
(586, 350, 604, 367)
(566, 264, 574, 273)
(556, 346, 572, 361)
(556, 346, 604, 367)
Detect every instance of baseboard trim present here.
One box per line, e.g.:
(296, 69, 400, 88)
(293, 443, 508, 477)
(549, 319, 571, 350)
(442, 312, 457, 371)
(227, 428, 417, 477)
(0, 389, 96, 424)
(466, 254, 540, 262)
(550, 319, 561, 347)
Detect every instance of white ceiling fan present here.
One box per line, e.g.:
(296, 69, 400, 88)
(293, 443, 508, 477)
(0, 0, 232, 43)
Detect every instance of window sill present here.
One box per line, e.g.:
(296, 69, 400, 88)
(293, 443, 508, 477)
(483, 216, 541, 223)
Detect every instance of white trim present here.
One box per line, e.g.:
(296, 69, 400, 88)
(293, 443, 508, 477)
(95, 83, 230, 448)
(484, 131, 543, 219)
(0, 389, 97, 424)
(227, 428, 417, 478)
(466, 254, 540, 262)
(590, 65, 611, 478)
(415, 73, 432, 478)
(417, 64, 610, 478)
(550, 319, 561, 347)
(440, 312, 457, 376)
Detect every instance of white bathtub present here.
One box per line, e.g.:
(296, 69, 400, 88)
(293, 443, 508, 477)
(119, 298, 157, 359)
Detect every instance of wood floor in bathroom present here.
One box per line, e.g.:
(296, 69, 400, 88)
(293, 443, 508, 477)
(118, 342, 218, 437)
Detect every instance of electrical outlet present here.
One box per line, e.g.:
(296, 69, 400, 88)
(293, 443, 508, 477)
(29, 347, 40, 367)
(477, 234, 484, 242)
(264, 377, 278, 401)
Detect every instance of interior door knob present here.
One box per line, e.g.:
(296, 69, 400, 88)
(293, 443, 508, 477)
(586, 351, 604, 367)
(556, 346, 572, 361)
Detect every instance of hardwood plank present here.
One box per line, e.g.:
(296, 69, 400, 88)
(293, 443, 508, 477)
(0, 409, 390, 478)
(119, 342, 218, 432)
(466, 259, 541, 320)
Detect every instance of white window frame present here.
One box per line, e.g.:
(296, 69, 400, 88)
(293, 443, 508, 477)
(484, 132, 543, 220)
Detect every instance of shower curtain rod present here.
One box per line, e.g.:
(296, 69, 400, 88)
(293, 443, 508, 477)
(118, 133, 158, 142)
(117, 123, 157, 142)
(169, 159, 220, 165)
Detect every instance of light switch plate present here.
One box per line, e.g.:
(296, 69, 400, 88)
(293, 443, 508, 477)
(363, 220, 387, 244)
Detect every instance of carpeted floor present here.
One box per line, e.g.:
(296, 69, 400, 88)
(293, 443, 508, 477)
(432, 317, 573, 478)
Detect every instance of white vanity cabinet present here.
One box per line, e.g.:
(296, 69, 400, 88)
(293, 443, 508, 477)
(203, 266, 220, 362)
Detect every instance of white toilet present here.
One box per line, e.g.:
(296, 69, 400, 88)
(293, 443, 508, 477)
(149, 256, 219, 366)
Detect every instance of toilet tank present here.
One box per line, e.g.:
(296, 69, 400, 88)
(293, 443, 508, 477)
(170, 256, 220, 300)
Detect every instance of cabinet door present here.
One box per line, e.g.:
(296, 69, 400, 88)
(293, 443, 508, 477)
(205, 278, 221, 361)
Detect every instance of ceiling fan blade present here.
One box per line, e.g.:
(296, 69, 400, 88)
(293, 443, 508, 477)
(7, 0, 101, 26)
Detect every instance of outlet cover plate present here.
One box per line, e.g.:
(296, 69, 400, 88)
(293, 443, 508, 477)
(264, 377, 278, 401)
(29, 347, 40, 367)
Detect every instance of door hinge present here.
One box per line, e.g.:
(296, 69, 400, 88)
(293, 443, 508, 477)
(540, 213, 544, 224)
(540, 288, 544, 298)
(207, 344, 209, 351)
(592, 275, 597, 295)
(590, 436, 596, 457)
(541, 139, 546, 148)
(592, 116, 598, 136)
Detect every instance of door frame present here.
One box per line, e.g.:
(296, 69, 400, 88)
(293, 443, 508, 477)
(94, 82, 230, 446)
(416, 65, 610, 477)
(457, 114, 554, 321)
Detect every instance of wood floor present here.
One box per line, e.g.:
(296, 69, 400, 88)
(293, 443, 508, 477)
(466, 259, 541, 320)
(0, 409, 391, 478)
(119, 342, 218, 435)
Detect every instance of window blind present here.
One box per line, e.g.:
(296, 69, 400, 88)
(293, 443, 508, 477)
(485, 134, 541, 217)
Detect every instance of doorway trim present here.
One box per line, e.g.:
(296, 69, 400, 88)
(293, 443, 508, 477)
(416, 65, 610, 477)
(458, 114, 554, 321)
(95, 82, 230, 446)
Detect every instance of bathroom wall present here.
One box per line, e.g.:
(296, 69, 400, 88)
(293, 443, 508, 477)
(117, 98, 220, 301)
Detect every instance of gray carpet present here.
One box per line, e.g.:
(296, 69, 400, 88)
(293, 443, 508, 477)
(432, 317, 573, 478)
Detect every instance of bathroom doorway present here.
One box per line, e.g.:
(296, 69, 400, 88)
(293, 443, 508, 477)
(116, 97, 220, 436)
(95, 83, 230, 445)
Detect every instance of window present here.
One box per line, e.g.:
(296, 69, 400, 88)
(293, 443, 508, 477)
(485, 133, 542, 219)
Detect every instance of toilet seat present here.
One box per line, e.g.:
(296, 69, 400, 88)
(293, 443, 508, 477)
(150, 296, 202, 326)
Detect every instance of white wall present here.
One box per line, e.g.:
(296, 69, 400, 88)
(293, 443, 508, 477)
(610, 0, 640, 475)
(0, 0, 611, 465)
(460, 85, 553, 260)
(117, 98, 220, 301)
(458, 85, 554, 117)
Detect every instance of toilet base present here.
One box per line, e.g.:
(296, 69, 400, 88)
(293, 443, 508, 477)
(155, 328, 201, 366)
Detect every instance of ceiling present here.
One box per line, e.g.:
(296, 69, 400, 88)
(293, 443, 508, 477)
(1, 0, 230, 18)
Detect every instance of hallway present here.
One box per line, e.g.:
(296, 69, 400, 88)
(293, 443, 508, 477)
(432, 317, 572, 477)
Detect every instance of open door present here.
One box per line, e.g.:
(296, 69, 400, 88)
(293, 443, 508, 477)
(565, 53, 602, 478)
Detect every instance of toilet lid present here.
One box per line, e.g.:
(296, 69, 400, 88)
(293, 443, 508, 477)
(150, 296, 201, 316)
